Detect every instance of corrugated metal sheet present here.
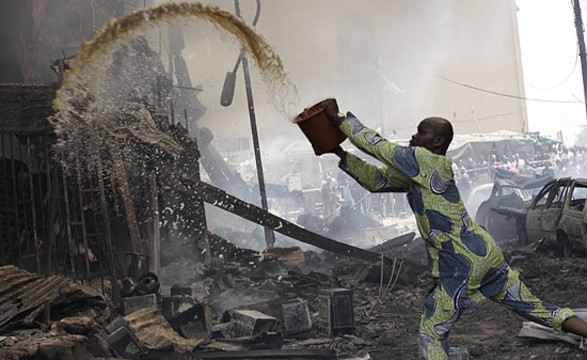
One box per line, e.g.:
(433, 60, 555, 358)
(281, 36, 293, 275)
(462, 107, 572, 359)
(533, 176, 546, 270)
(0, 265, 74, 329)
(124, 307, 204, 352)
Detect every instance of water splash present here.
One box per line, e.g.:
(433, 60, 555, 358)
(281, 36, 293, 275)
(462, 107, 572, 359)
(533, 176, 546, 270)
(50, 2, 298, 168)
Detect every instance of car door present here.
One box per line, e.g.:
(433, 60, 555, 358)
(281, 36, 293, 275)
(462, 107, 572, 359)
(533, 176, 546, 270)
(558, 180, 587, 242)
(526, 179, 557, 243)
(539, 178, 571, 243)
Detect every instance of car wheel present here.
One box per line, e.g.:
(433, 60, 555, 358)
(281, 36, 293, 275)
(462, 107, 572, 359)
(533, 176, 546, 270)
(556, 233, 572, 258)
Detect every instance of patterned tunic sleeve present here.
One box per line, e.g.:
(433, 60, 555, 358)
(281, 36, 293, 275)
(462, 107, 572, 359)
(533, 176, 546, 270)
(339, 112, 426, 185)
(338, 152, 411, 192)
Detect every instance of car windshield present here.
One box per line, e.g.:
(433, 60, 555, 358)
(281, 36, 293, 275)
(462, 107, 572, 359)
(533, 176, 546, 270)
(501, 186, 532, 202)
(571, 185, 587, 201)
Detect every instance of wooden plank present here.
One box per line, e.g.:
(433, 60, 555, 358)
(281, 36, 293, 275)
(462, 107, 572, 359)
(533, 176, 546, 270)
(108, 141, 143, 253)
(74, 156, 91, 278)
(368, 232, 416, 253)
(149, 172, 160, 274)
(518, 321, 582, 347)
(180, 178, 392, 266)
(94, 147, 120, 306)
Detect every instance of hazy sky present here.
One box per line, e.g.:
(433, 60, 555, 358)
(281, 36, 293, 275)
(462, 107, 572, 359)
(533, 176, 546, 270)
(516, 0, 587, 145)
(203, 0, 587, 145)
(152, 0, 587, 145)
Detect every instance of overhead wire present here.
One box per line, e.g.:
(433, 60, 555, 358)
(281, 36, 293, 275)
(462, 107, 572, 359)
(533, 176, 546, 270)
(450, 107, 528, 123)
(386, 106, 528, 133)
(438, 76, 583, 104)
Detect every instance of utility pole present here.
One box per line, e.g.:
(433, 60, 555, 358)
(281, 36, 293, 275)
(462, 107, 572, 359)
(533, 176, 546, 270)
(233, 0, 276, 248)
(573, 0, 587, 118)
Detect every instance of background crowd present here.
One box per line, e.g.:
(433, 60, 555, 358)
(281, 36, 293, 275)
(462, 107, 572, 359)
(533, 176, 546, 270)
(317, 143, 587, 221)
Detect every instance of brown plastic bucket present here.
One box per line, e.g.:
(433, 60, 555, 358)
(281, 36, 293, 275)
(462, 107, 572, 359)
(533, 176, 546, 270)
(294, 98, 347, 155)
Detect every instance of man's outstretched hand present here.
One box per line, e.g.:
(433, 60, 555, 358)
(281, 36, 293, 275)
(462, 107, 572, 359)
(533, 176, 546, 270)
(324, 98, 344, 126)
(329, 145, 347, 159)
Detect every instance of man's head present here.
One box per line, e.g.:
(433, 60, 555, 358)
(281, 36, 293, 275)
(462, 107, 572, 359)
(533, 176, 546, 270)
(409, 117, 453, 155)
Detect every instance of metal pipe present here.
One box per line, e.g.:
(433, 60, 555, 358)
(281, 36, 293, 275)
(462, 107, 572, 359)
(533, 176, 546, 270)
(241, 52, 275, 248)
(27, 136, 41, 273)
(234, 0, 275, 248)
(573, 0, 587, 119)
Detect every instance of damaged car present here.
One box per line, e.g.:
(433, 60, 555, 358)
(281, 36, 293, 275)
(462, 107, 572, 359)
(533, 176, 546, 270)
(474, 170, 553, 245)
(525, 177, 587, 257)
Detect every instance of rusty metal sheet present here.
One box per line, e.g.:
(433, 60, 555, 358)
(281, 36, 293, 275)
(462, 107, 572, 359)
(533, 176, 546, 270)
(0, 265, 104, 331)
(0, 265, 70, 329)
(124, 307, 204, 352)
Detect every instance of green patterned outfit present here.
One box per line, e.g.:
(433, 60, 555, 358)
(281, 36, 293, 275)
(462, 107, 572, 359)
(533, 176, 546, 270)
(336, 113, 575, 360)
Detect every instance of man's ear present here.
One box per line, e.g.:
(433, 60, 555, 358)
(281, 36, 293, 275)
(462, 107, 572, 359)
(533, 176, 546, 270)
(433, 135, 445, 149)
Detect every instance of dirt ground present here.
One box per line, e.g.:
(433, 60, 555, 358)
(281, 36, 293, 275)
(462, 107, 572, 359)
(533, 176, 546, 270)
(344, 239, 587, 360)
(3, 235, 586, 360)
(154, 235, 587, 359)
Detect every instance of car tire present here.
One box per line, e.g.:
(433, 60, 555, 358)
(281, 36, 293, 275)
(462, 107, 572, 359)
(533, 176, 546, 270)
(556, 232, 572, 258)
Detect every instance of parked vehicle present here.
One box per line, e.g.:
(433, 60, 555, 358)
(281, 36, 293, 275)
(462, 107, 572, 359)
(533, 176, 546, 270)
(465, 183, 493, 220)
(474, 171, 553, 245)
(525, 177, 587, 257)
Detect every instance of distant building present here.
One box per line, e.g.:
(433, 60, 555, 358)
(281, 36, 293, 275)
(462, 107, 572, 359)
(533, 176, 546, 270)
(202, 0, 527, 140)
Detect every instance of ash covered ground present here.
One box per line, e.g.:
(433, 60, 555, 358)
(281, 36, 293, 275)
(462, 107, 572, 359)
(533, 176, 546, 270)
(345, 240, 587, 360)
(2, 233, 587, 359)
(157, 235, 587, 359)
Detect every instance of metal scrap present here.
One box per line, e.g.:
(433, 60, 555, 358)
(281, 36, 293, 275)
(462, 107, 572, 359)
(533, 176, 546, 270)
(123, 307, 204, 352)
(0, 265, 104, 331)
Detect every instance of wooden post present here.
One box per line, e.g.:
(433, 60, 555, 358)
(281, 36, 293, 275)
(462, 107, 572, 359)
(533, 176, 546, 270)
(149, 172, 160, 273)
(74, 156, 92, 279)
(61, 165, 77, 277)
(94, 147, 120, 308)
(9, 135, 23, 267)
(26, 136, 41, 273)
(108, 141, 143, 253)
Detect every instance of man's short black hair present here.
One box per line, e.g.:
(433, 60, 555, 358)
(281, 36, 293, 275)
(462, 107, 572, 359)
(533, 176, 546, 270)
(422, 117, 453, 155)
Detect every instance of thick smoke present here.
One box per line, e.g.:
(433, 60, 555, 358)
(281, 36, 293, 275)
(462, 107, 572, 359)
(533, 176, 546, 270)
(43, 0, 533, 257)
(163, 0, 526, 251)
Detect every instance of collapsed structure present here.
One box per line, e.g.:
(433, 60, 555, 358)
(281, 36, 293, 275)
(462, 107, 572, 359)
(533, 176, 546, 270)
(0, 3, 415, 359)
(3, 2, 586, 360)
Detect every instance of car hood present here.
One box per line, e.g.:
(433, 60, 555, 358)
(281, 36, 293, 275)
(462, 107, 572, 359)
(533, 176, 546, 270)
(493, 168, 554, 190)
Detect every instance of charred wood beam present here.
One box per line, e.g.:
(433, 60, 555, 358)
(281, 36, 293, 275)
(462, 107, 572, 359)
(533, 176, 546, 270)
(26, 136, 41, 273)
(148, 172, 160, 273)
(180, 178, 392, 266)
(61, 163, 76, 277)
(108, 141, 143, 253)
(94, 146, 120, 307)
(74, 156, 92, 278)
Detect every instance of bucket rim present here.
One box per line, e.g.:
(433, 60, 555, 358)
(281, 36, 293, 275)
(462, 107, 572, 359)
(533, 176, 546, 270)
(293, 98, 336, 123)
